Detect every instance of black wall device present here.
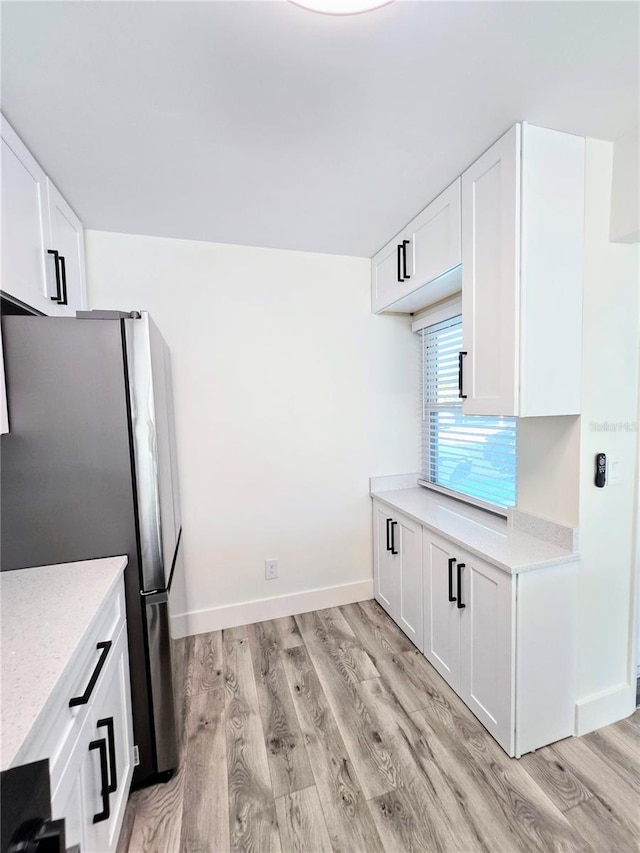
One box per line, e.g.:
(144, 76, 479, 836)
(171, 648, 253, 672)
(595, 453, 606, 487)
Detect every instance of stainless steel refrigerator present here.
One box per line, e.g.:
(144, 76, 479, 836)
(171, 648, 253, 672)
(1, 310, 182, 787)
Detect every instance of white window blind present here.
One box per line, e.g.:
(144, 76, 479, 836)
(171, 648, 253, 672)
(420, 314, 517, 511)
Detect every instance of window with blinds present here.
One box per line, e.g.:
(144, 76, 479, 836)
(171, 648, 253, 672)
(420, 314, 517, 511)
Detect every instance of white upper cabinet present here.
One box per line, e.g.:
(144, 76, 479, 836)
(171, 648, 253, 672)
(1, 116, 51, 313)
(371, 179, 462, 315)
(47, 179, 87, 316)
(461, 123, 585, 417)
(0, 115, 87, 316)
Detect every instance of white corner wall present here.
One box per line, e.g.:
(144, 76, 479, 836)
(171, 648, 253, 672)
(85, 232, 419, 635)
(610, 126, 639, 244)
(575, 139, 640, 733)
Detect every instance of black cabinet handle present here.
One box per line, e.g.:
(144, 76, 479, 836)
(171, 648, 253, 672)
(402, 240, 411, 280)
(385, 517, 393, 552)
(457, 563, 466, 609)
(97, 717, 118, 794)
(396, 244, 403, 282)
(458, 351, 467, 399)
(390, 520, 398, 555)
(47, 249, 62, 302)
(69, 641, 112, 707)
(448, 557, 457, 602)
(89, 737, 111, 823)
(58, 254, 68, 305)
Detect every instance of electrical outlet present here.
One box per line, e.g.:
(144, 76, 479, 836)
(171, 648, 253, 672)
(133, 745, 140, 766)
(265, 559, 278, 580)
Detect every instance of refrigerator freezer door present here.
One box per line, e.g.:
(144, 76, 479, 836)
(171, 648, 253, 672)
(124, 313, 180, 593)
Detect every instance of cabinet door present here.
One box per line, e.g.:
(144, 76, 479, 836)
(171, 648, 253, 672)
(396, 513, 423, 651)
(47, 179, 87, 316)
(459, 556, 514, 755)
(422, 530, 462, 692)
(83, 625, 134, 853)
(373, 501, 396, 618)
(0, 117, 52, 313)
(371, 230, 410, 313)
(408, 178, 461, 289)
(461, 124, 520, 417)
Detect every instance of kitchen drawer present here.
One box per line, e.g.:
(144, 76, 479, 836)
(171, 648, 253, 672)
(21, 578, 126, 790)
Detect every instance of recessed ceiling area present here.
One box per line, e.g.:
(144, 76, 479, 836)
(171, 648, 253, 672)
(1, 0, 638, 257)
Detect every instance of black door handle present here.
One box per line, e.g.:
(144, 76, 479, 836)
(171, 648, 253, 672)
(385, 518, 393, 552)
(448, 557, 457, 602)
(47, 249, 62, 302)
(390, 520, 398, 555)
(69, 641, 112, 707)
(458, 351, 467, 399)
(89, 737, 111, 823)
(58, 254, 68, 305)
(396, 244, 403, 282)
(402, 240, 411, 280)
(457, 563, 466, 609)
(97, 716, 118, 794)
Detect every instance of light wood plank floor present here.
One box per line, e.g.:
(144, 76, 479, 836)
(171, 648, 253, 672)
(118, 601, 640, 853)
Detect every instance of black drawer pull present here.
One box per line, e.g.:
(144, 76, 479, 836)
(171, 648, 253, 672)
(385, 517, 393, 552)
(69, 641, 112, 707)
(402, 240, 411, 280)
(89, 737, 111, 823)
(396, 244, 403, 282)
(457, 563, 466, 609)
(390, 520, 398, 555)
(47, 249, 62, 302)
(458, 351, 467, 399)
(58, 254, 68, 305)
(448, 557, 457, 602)
(97, 716, 118, 794)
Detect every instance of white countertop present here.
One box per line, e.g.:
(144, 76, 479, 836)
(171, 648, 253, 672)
(371, 487, 579, 573)
(0, 556, 127, 770)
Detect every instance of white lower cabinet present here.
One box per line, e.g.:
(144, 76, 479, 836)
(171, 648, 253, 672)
(23, 576, 134, 852)
(374, 499, 577, 757)
(373, 500, 423, 651)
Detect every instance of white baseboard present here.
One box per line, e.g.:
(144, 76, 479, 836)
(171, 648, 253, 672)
(170, 578, 374, 638)
(575, 682, 637, 735)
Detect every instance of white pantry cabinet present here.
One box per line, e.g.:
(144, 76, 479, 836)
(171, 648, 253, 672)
(0, 114, 87, 315)
(371, 179, 462, 315)
(372, 500, 423, 651)
(461, 122, 585, 417)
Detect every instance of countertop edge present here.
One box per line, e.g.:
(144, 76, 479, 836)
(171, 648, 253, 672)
(6, 556, 128, 770)
(371, 490, 580, 574)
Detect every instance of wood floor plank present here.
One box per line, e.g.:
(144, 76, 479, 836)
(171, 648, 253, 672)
(295, 611, 398, 800)
(564, 796, 640, 853)
(357, 677, 485, 852)
(269, 615, 304, 649)
(580, 724, 640, 795)
(410, 699, 593, 852)
(550, 736, 640, 836)
(520, 749, 594, 812)
(340, 602, 429, 713)
(181, 689, 230, 853)
(280, 645, 384, 853)
(275, 786, 333, 853)
(357, 599, 418, 653)
(247, 621, 315, 798)
(314, 607, 380, 683)
(192, 631, 223, 694)
(127, 764, 185, 853)
(224, 636, 281, 853)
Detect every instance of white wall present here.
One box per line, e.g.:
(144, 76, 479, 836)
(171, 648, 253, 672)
(574, 139, 640, 732)
(610, 126, 639, 244)
(85, 232, 419, 633)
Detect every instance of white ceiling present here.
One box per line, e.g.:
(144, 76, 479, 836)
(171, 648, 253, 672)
(2, 1, 638, 258)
